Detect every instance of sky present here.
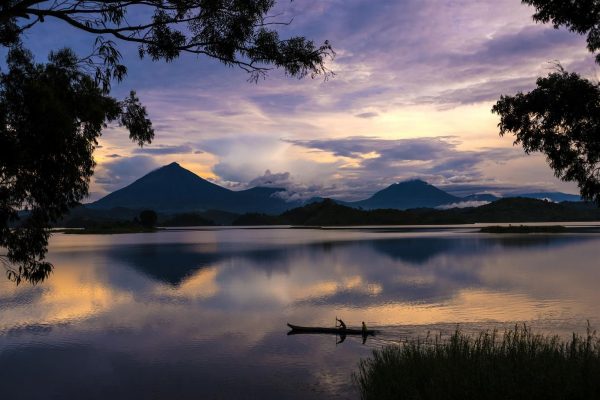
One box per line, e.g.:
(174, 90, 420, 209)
(16, 0, 600, 201)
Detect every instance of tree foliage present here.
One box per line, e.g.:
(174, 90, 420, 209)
(0, 1, 334, 86)
(0, 47, 153, 284)
(493, 69, 600, 204)
(523, 0, 600, 64)
(493, 1, 600, 204)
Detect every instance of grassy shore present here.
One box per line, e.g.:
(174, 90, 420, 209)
(355, 325, 600, 400)
(480, 225, 567, 233)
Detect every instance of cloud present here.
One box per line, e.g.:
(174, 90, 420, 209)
(248, 93, 311, 115)
(437, 201, 491, 210)
(355, 112, 378, 119)
(94, 156, 160, 193)
(449, 26, 581, 67)
(284, 136, 458, 160)
(236, 170, 333, 202)
(133, 144, 195, 155)
(247, 170, 293, 188)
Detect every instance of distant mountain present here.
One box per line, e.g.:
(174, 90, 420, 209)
(462, 194, 500, 202)
(515, 192, 582, 203)
(89, 162, 299, 214)
(348, 180, 460, 210)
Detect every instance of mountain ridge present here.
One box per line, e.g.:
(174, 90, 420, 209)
(89, 162, 583, 214)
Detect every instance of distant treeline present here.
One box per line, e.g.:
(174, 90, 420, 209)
(53, 207, 238, 228)
(52, 197, 600, 229)
(232, 198, 600, 226)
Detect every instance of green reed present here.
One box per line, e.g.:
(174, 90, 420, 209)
(355, 324, 600, 400)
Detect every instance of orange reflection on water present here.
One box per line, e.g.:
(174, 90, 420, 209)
(0, 262, 133, 330)
(324, 289, 579, 327)
(154, 267, 220, 299)
(293, 275, 382, 301)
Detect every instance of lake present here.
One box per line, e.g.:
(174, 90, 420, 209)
(1, 226, 600, 399)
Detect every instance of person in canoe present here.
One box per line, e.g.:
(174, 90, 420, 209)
(336, 317, 347, 330)
(362, 321, 368, 344)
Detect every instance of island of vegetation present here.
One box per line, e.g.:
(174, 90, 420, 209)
(480, 225, 568, 234)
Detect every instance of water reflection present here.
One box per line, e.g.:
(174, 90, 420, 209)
(1, 229, 599, 399)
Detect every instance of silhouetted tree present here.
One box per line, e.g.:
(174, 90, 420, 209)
(493, 68, 600, 204)
(139, 210, 158, 228)
(0, 1, 332, 284)
(493, 1, 600, 204)
(0, 1, 334, 87)
(523, 0, 600, 64)
(0, 47, 154, 284)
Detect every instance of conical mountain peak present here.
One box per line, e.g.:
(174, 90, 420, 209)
(349, 179, 459, 210)
(89, 163, 300, 214)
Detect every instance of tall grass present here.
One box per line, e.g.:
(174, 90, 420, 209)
(355, 325, 600, 400)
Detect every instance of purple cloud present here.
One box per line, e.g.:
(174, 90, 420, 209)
(133, 144, 195, 155)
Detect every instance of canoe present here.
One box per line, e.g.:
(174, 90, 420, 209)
(287, 323, 376, 336)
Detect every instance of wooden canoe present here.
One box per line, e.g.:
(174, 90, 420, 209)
(287, 323, 376, 336)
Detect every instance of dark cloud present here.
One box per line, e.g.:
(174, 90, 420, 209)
(455, 26, 580, 66)
(355, 112, 379, 119)
(106, 154, 121, 158)
(94, 156, 160, 192)
(249, 93, 310, 114)
(428, 77, 534, 106)
(247, 170, 292, 188)
(285, 136, 458, 161)
(133, 144, 195, 155)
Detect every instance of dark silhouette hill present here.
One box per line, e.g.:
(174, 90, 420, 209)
(348, 180, 461, 210)
(516, 192, 582, 202)
(88, 162, 299, 214)
(233, 198, 600, 226)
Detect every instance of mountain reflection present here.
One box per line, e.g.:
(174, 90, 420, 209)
(98, 233, 599, 314)
(105, 242, 299, 285)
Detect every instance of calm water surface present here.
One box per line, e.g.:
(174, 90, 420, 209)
(1, 227, 600, 399)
